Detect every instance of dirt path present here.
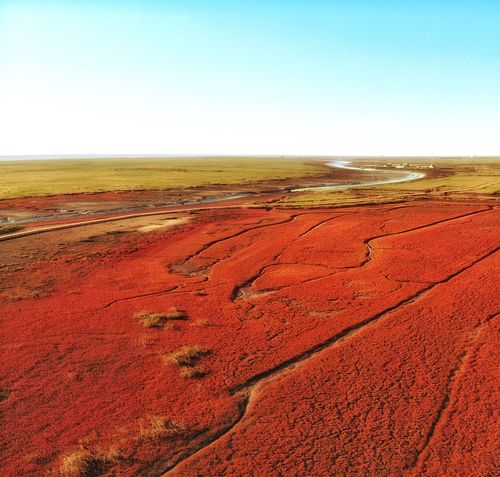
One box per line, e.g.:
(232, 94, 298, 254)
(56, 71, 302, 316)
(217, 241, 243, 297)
(0, 204, 247, 242)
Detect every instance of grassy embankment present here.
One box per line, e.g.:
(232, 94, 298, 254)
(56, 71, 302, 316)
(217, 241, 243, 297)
(0, 157, 327, 199)
(276, 159, 499, 207)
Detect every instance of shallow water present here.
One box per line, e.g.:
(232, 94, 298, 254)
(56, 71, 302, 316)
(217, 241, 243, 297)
(292, 161, 425, 192)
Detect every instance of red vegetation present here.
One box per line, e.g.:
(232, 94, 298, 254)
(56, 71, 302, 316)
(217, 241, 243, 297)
(0, 201, 498, 476)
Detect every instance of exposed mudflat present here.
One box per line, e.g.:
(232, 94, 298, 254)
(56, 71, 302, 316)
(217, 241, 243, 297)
(0, 200, 498, 476)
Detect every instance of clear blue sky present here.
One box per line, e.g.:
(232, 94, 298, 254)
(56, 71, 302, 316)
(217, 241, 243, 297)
(1, 0, 499, 155)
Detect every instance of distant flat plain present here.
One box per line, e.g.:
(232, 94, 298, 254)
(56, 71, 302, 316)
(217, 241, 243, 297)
(1, 156, 498, 206)
(277, 158, 499, 207)
(0, 157, 327, 199)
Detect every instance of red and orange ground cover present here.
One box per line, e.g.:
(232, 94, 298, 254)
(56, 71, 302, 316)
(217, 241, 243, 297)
(0, 201, 498, 476)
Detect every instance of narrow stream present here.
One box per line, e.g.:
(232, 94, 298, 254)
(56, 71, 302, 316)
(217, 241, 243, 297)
(293, 160, 425, 192)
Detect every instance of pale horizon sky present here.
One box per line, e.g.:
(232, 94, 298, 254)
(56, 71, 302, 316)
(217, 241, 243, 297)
(1, 1, 499, 157)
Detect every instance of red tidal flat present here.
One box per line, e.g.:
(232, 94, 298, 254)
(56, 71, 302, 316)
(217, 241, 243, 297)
(0, 201, 498, 476)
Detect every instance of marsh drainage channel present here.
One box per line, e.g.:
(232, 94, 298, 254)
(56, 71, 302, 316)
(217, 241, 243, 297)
(160, 246, 497, 475)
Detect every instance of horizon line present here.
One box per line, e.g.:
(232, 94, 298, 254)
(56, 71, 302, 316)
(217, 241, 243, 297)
(1, 153, 499, 161)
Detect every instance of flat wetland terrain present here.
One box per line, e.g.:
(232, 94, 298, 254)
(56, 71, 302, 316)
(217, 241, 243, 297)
(0, 157, 328, 199)
(0, 157, 498, 476)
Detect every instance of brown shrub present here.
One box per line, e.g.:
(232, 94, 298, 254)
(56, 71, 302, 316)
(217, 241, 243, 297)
(59, 448, 122, 476)
(162, 345, 209, 367)
(164, 306, 187, 320)
(179, 366, 207, 379)
(138, 415, 184, 440)
(134, 307, 187, 328)
(0, 225, 22, 235)
(59, 450, 102, 477)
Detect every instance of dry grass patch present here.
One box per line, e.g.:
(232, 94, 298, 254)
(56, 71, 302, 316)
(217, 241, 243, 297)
(135, 311, 169, 328)
(134, 307, 187, 328)
(179, 365, 207, 378)
(162, 345, 210, 378)
(96, 447, 123, 462)
(138, 415, 185, 440)
(59, 448, 123, 476)
(164, 306, 188, 320)
(59, 450, 103, 477)
(162, 345, 209, 367)
(0, 224, 22, 235)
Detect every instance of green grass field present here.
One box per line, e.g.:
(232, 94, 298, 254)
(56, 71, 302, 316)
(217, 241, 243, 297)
(276, 160, 499, 207)
(0, 157, 327, 199)
(378, 163, 499, 194)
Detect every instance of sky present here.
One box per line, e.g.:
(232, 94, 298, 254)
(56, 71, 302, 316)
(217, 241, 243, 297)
(1, 0, 499, 156)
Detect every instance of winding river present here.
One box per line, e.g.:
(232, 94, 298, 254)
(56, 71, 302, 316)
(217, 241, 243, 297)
(293, 160, 425, 192)
(2, 160, 425, 226)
